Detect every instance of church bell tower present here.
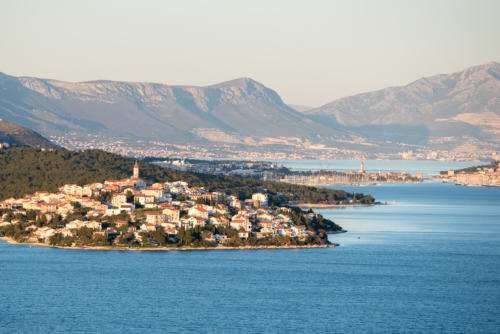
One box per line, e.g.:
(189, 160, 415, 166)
(359, 161, 365, 173)
(133, 161, 139, 178)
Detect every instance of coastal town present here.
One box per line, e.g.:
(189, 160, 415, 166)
(152, 159, 422, 186)
(439, 161, 500, 187)
(0, 162, 331, 249)
(49, 133, 500, 162)
(268, 161, 423, 186)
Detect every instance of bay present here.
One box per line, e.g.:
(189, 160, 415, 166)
(1, 161, 500, 333)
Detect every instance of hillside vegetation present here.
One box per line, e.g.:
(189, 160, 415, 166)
(0, 147, 374, 205)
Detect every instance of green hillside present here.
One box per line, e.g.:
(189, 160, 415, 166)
(0, 147, 374, 207)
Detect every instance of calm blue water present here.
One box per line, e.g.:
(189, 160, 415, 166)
(1, 182, 500, 333)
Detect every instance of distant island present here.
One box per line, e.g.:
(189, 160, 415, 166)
(0, 147, 376, 250)
(438, 161, 500, 187)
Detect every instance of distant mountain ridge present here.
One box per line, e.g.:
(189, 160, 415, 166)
(1, 62, 499, 158)
(306, 62, 500, 147)
(0, 73, 346, 145)
(0, 119, 59, 149)
(288, 104, 314, 112)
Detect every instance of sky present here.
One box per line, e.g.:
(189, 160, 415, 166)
(1, 0, 499, 106)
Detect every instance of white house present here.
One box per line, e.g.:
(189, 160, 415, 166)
(251, 193, 268, 208)
(188, 204, 210, 219)
(111, 193, 127, 207)
(146, 213, 166, 225)
(230, 217, 252, 232)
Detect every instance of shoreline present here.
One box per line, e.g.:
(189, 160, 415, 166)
(327, 230, 347, 234)
(0, 237, 338, 252)
(291, 203, 378, 209)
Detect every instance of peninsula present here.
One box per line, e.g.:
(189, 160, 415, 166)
(438, 161, 500, 187)
(0, 147, 375, 250)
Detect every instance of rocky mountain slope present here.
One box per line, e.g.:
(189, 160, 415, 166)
(0, 62, 499, 158)
(0, 119, 59, 149)
(307, 62, 500, 148)
(0, 73, 347, 146)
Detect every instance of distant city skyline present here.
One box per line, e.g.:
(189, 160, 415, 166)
(1, 0, 499, 106)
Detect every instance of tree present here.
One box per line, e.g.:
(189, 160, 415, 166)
(117, 224, 129, 233)
(178, 227, 192, 246)
(49, 233, 64, 246)
(49, 214, 62, 228)
(125, 190, 134, 203)
(201, 230, 212, 240)
(140, 232, 150, 245)
(26, 210, 37, 221)
(75, 227, 93, 245)
(151, 228, 167, 245)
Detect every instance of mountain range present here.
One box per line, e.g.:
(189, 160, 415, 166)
(306, 61, 500, 148)
(0, 62, 499, 159)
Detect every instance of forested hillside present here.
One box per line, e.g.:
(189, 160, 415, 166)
(0, 147, 374, 205)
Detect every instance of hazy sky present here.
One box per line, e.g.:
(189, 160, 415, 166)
(1, 0, 499, 106)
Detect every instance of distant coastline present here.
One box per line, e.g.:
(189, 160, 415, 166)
(290, 202, 378, 209)
(438, 160, 500, 187)
(0, 237, 338, 251)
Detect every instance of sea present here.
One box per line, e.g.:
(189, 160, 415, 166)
(1, 161, 500, 333)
